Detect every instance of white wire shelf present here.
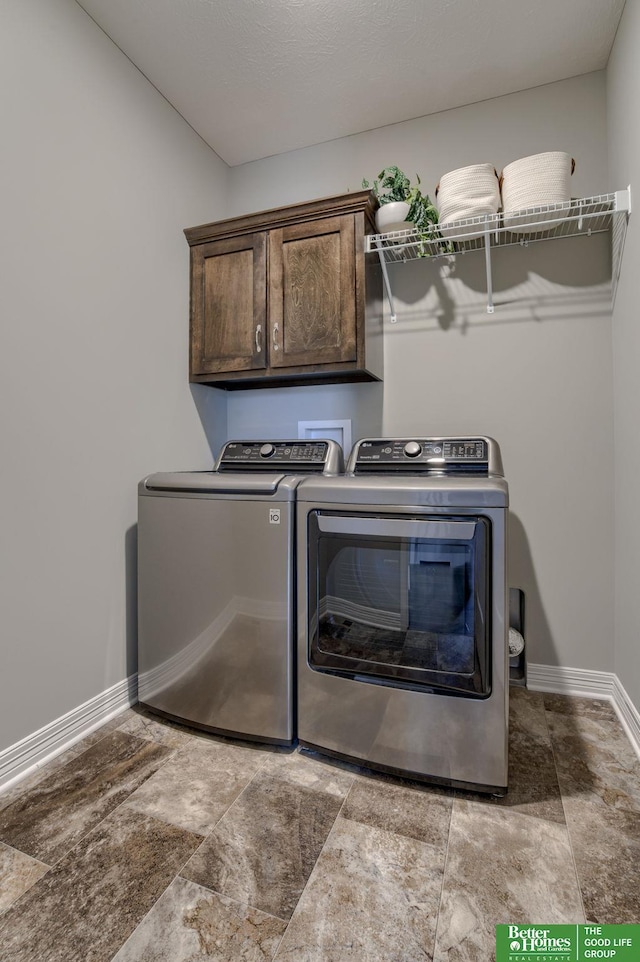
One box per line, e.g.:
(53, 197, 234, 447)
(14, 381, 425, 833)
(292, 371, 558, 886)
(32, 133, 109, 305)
(366, 188, 631, 320)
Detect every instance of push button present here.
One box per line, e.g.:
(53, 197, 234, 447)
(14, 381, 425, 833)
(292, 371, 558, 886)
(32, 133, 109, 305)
(403, 441, 422, 458)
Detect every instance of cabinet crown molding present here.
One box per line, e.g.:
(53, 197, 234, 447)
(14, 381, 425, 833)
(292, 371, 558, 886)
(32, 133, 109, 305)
(185, 189, 377, 247)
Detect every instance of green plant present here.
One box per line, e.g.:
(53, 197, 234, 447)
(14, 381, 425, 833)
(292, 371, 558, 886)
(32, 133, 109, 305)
(409, 188, 439, 233)
(362, 165, 439, 234)
(362, 165, 412, 205)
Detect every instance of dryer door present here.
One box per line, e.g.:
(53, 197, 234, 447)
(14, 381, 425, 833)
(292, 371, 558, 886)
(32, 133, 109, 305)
(307, 511, 491, 697)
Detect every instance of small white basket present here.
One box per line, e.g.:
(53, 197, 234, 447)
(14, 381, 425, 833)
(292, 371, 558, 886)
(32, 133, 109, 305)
(436, 163, 501, 239)
(501, 151, 575, 232)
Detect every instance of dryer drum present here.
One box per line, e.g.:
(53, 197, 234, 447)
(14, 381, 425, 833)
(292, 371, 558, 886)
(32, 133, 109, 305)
(308, 511, 491, 698)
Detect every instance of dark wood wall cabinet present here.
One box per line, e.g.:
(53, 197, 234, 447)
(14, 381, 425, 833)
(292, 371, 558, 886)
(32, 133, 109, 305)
(184, 190, 383, 389)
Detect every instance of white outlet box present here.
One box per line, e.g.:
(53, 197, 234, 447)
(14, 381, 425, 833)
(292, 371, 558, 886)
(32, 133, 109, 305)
(297, 419, 352, 457)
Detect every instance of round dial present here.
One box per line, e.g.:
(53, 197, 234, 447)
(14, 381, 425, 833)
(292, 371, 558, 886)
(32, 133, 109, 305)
(259, 443, 276, 458)
(403, 441, 422, 458)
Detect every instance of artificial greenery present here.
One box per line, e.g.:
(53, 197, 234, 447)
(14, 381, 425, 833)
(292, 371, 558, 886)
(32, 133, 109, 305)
(362, 165, 439, 233)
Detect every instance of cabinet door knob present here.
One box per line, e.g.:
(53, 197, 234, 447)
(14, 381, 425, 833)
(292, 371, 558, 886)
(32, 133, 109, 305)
(255, 324, 262, 353)
(273, 322, 279, 351)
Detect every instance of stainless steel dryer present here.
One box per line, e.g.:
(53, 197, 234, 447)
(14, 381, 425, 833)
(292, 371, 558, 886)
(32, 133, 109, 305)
(296, 436, 508, 792)
(138, 439, 343, 745)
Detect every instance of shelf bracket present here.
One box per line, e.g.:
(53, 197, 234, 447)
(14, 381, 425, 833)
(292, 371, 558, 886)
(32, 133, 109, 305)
(615, 185, 632, 214)
(375, 241, 398, 323)
(484, 219, 494, 314)
(611, 186, 632, 306)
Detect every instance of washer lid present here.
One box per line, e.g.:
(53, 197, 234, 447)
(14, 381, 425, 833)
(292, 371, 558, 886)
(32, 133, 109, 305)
(142, 472, 286, 495)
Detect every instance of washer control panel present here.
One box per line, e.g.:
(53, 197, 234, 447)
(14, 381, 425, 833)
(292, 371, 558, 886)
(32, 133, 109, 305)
(352, 438, 492, 474)
(217, 440, 342, 474)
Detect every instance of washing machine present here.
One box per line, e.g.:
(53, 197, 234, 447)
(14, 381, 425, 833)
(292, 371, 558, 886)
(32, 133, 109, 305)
(138, 439, 343, 745)
(296, 436, 508, 792)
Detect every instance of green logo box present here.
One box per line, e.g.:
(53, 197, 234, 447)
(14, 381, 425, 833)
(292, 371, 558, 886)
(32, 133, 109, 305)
(496, 924, 640, 962)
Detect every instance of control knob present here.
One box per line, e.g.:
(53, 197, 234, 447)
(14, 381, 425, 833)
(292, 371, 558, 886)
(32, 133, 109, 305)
(259, 443, 276, 458)
(403, 441, 423, 459)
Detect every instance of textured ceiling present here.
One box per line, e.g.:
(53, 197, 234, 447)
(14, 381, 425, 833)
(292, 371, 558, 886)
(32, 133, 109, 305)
(75, 0, 625, 167)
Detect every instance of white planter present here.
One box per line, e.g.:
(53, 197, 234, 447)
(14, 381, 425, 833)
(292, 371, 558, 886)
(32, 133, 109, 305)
(375, 201, 412, 234)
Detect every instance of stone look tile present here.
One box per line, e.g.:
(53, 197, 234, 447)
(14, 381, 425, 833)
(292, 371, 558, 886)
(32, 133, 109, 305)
(182, 768, 346, 921)
(546, 709, 640, 813)
(502, 728, 565, 822)
(0, 710, 136, 815)
(0, 807, 201, 962)
(123, 738, 268, 835)
(112, 875, 287, 962)
(117, 710, 194, 749)
(454, 785, 567, 825)
(341, 775, 452, 844)
(182, 734, 276, 769)
(543, 693, 617, 721)
(0, 731, 171, 863)
(507, 725, 560, 793)
(0, 842, 49, 914)
(562, 795, 640, 924)
(508, 687, 559, 792)
(259, 747, 356, 797)
(0, 751, 80, 815)
(433, 798, 585, 960)
(452, 686, 565, 823)
(65, 709, 138, 754)
(510, 687, 550, 736)
(1, 687, 637, 960)
(273, 816, 444, 961)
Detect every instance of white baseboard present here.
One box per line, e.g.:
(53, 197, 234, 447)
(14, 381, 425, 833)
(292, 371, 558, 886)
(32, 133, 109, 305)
(612, 674, 640, 760)
(0, 675, 138, 793)
(1, 664, 639, 796)
(527, 662, 640, 759)
(527, 663, 616, 699)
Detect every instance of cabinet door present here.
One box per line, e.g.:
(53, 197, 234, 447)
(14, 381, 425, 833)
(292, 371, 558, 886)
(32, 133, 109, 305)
(268, 215, 356, 370)
(190, 233, 267, 375)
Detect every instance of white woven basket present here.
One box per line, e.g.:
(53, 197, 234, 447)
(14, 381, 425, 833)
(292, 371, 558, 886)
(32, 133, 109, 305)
(436, 163, 500, 239)
(501, 151, 575, 232)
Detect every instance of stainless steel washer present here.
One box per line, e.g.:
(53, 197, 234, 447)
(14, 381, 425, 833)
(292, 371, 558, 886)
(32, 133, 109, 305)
(296, 436, 509, 792)
(138, 439, 343, 745)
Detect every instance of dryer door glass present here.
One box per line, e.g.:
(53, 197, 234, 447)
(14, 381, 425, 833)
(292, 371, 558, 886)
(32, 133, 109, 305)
(308, 511, 491, 697)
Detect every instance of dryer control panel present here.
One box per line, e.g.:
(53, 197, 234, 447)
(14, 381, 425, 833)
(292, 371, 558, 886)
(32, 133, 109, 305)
(350, 437, 501, 476)
(217, 440, 343, 475)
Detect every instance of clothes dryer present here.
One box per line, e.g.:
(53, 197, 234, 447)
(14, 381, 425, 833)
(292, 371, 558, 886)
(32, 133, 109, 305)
(296, 436, 508, 792)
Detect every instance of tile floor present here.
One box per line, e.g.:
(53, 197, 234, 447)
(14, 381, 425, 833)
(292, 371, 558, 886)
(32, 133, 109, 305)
(0, 689, 638, 961)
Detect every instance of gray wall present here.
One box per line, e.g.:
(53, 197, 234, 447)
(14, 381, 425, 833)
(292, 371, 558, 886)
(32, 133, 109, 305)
(0, 0, 229, 751)
(2, 2, 633, 757)
(607, 0, 640, 712)
(227, 72, 615, 678)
